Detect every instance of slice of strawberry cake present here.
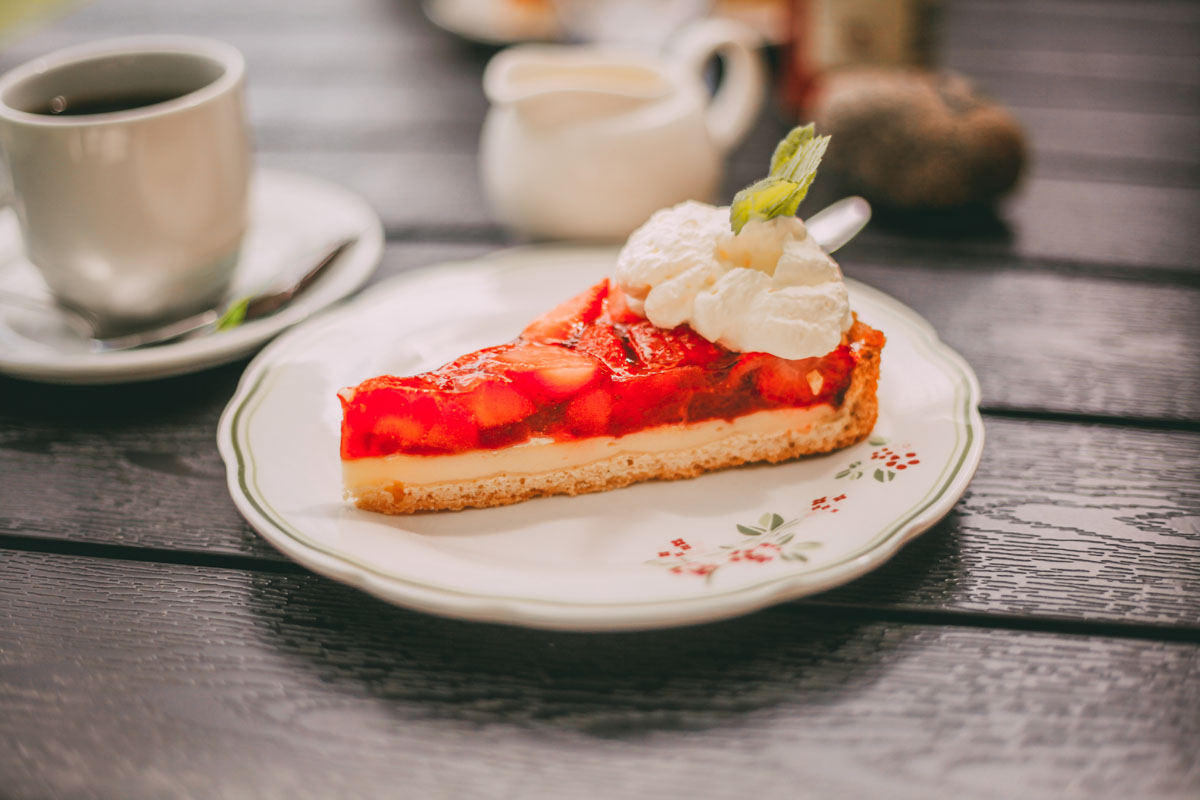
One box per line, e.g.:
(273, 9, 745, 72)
(338, 124, 885, 513)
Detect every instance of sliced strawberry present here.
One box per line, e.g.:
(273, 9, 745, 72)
(675, 328, 731, 368)
(609, 367, 702, 431)
(368, 393, 438, 450)
(418, 395, 479, 452)
(341, 288, 876, 457)
(576, 323, 632, 373)
(625, 321, 728, 370)
(724, 351, 771, 394)
(625, 322, 687, 369)
(815, 346, 857, 402)
(465, 379, 535, 429)
(493, 341, 598, 401)
(754, 356, 822, 405)
(371, 412, 428, 445)
(478, 419, 533, 449)
(341, 385, 479, 455)
(564, 387, 614, 437)
(340, 380, 422, 457)
(521, 280, 609, 344)
(429, 345, 510, 392)
(603, 283, 643, 325)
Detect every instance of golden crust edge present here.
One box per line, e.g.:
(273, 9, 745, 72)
(346, 334, 882, 515)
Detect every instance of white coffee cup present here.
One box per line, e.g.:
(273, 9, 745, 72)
(0, 36, 252, 336)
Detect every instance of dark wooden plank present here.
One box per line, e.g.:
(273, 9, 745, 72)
(1001, 179, 1200, 269)
(260, 150, 498, 231)
(948, 1, 1200, 57)
(3, 328, 1198, 631)
(840, 262, 1200, 420)
(247, 85, 486, 153)
(956, 0, 1200, 25)
(791, 170, 1200, 274)
(1011, 107, 1200, 167)
(1, 550, 1197, 800)
(823, 418, 1200, 627)
(957, 64, 1200, 116)
(1021, 152, 1200, 191)
(945, 47, 1200, 86)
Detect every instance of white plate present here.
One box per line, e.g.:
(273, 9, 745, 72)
(0, 168, 383, 384)
(422, 0, 786, 46)
(423, 0, 562, 45)
(218, 246, 984, 631)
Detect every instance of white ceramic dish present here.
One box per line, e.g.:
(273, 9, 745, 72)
(423, 0, 562, 45)
(0, 168, 384, 384)
(422, 0, 788, 45)
(218, 246, 983, 631)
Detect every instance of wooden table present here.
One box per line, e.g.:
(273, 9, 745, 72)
(2, 1, 1198, 797)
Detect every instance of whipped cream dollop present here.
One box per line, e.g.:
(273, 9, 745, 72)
(615, 201, 853, 360)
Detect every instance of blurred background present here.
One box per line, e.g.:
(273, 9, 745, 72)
(2, 0, 1197, 269)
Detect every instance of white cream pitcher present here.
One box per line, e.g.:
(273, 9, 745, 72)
(480, 18, 765, 240)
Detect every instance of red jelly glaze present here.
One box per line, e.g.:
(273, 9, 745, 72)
(339, 279, 881, 458)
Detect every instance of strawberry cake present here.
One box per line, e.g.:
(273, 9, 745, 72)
(338, 124, 885, 513)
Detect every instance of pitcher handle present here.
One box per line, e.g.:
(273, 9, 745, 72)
(672, 18, 765, 154)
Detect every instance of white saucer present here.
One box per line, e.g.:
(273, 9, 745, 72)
(0, 168, 384, 385)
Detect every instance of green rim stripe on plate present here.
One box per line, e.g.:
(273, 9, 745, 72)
(231, 284, 980, 611)
(234, 301, 977, 608)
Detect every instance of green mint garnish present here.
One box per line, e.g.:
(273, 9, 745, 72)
(729, 123, 830, 234)
(215, 296, 251, 331)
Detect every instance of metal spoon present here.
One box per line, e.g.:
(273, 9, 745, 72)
(0, 236, 357, 352)
(806, 196, 871, 254)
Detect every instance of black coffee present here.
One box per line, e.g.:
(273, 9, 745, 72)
(33, 91, 184, 116)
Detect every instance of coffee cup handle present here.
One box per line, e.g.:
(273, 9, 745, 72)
(672, 18, 766, 154)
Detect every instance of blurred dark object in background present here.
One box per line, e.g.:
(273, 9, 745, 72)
(810, 68, 1026, 210)
(781, 0, 939, 112)
(776, 0, 1026, 211)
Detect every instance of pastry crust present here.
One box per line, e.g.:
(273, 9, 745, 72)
(347, 329, 882, 514)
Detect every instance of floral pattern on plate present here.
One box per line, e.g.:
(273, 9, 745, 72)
(649, 436, 929, 581)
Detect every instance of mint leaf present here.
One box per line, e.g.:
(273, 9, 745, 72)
(730, 177, 802, 234)
(768, 123, 815, 177)
(215, 296, 251, 331)
(730, 123, 830, 234)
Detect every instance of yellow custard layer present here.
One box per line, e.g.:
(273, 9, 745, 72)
(343, 404, 836, 489)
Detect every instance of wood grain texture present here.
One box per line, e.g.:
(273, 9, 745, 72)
(1018, 103, 1200, 161)
(0, 1, 1197, 796)
(1, 550, 1197, 800)
(822, 418, 1200, 626)
(948, 1, 1200, 57)
(945, 47, 1200, 86)
(840, 262, 1200, 420)
(958, 60, 1200, 115)
(3, 378, 1197, 627)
